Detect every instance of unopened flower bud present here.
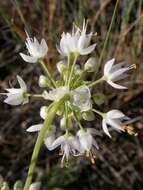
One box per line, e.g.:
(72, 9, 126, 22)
(60, 116, 72, 130)
(1, 182, 9, 190)
(82, 111, 95, 121)
(29, 182, 41, 190)
(84, 57, 97, 72)
(38, 75, 49, 88)
(75, 65, 82, 75)
(40, 106, 48, 119)
(60, 117, 66, 130)
(57, 61, 67, 74)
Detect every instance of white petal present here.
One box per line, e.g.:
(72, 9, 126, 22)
(43, 86, 69, 101)
(92, 139, 99, 149)
(20, 53, 37, 63)
(88, 128, 102, 136)
(77, 130, 92, 151)
(78, 35, 88, 50)
(17, 75, 27, 91)
(4, 93, 23, 105)
(56, 44, 64, 55)
(107, 110, 125, 119)
(63, 143, 70, 161)
(72, 85, 92, 112)
(6, 88, 21, 93)
(112, 73, 128, 82)
(61, 150, 67, 165)
(60, 33, 70, 55)
(107, 80, 127, 89)
(78, 33, 92, 50)
(26, 124, 43, 132)
(109, 68, 129, 81)
(107, 119, 124, 131)
(80, 100, 92, 112)
(40, 106, 48, 119)
(74, 85, 91, 97)
(110, 62, 126, 72)
(102, 119, 111, 138)
(44, 135, 55, 150)
(40, 38, 48, 56)
(104, 58, 115, 76)
(69, 136, 81, 152)
(80, 44, 96, 55)
(50, 135, 65, 150)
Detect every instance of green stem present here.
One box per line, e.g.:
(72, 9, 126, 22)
(67, 54, 78, 88)
(92, 0, 119, 80)
(39, 60, 56, 88)
(65, 54, 71, 85)
(92, 109, 105, 117)
(70, 106, 83, 130)
(88, 76, 105, 88)
(26, 93, 43, 98)
(64, 102, 68, 128)
(23, 97, 66, 190)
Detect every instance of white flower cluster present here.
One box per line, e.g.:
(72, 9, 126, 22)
(1, 20, 136, 165)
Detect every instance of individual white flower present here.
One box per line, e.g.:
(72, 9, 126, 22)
(42, 86, 69, 101)
(29, 182, 41, 190)
(103, 58, 136, 89)
(77, 128, 101, 153)
(2, 75, 28, 105)
(48, 134, 81, 165)
(20, 32, 48, 63)
(71, 85, 92, 112)
(57, 20, 96, 56)
(102, 109, 130, 138)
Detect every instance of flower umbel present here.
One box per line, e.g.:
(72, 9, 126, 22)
(0, 18, 137, 190)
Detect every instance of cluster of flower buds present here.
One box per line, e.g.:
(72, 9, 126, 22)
(1, 20, 136, 166)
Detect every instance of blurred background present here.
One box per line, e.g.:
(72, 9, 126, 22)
(0, 0, 143, 189)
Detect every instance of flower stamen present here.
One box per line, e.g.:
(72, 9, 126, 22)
(128, 64, 136, 70)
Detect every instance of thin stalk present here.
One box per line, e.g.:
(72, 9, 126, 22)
(70, 106, 83, 130)
(39, 60, 56, 88)
(88, 76, 105, 88)
(26, 93, 43, 98)
(64, 102, 69, 129)
(92, 109, 105, 117)
(67, 55, 78, 88)
(73, 113, 83, 130)
(23, 97, 66, 190)
(65, 54, 71, 85)
(92, 0, 119, 80)
(13, 0, 27, 27)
